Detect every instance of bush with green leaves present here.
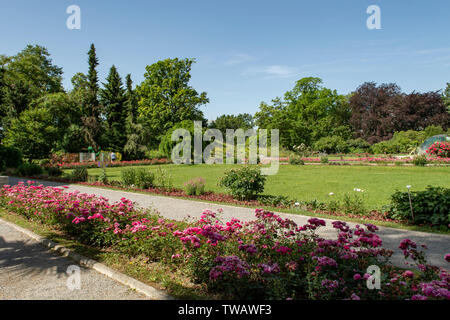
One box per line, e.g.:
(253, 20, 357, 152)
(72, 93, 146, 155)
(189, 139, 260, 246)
(71, 167, 88, 182)
(219, 166, 266, 200)
(184, 177, 206, 195)
(320, 156, 329, 164)
(313, 135, 347, 154)
(14, 163, 43, 177)
(412, 155, 428, 167)
(0, 145, 23, 169)
(154, 166, 173, 190)
(45, 166, 63, 177)
(289, 154, 305, 165)
(121, 168, 136, 187)
(387, 186, 450, 227)
(135, 169, 155, 189)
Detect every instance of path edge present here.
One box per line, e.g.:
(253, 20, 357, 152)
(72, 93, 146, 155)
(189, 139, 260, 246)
(0, 217, 173, 300)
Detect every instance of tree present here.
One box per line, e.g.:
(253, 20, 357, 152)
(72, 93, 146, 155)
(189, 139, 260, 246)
(444, 83, 450, 114)
(4, 107, 58, 160)
(0, 46, 63, 138)
(136, 58, 208, 148)
(100, 65, 126, 151)
(350, 82, 449, 143)
(81, 44, 102, 151)
(209, 113, 254, 135)
(254, 77, 351, 149)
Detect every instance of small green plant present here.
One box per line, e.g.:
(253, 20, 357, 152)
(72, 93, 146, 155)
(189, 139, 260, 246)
(135, 169, 155, 189)
(219, 166, 266, 200)
(320, 156, 329, 164)
(122, 168, 137, 187)
(184, 177, 206, 196)
(154, 166, 173, 190)
(289, 154, 305, 165)
(98, 168, 109, 184)
(412, 155, 428, 166)
(342, 192, 366, 215)
(257, 195, 292, 207)
(71, 167, 88, 182)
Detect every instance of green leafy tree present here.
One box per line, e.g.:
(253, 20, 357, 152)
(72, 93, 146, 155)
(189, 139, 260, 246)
(254, 77, 351, 149)
(136, 58, 208, 148)
(100, 65, 126, 151)
(4, 107, 58, 161)
(444, 83, 450, 114)
(0, 46, 63, 138)
(209, 113, 254, 135)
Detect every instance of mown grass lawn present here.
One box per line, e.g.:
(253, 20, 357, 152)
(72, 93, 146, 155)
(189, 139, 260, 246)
(67, 164, 450, 210)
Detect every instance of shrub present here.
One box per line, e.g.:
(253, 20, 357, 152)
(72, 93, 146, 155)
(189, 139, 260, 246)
(426, 141, 450, 158)
(145, 149, 166, 160)
(154, 166, 173, 190)
(45, 166, 63, 177)
(71, 167, 88, 182)
(313, 136, 347, 154)
(135, 169, 155, 189)
(412, 155, 428, 167)
(98, 168, 109, 184)
(219, 166, 266, 200)
(0, 145, 23, 168)
(122, 168, 137, 187)
(289, 154, 305, 165)
(320, 156, 329, 164)
(387, 186, 450, 227)
(342, 192, 367, 215)
(184, 177, 206, 196)
(14, 163, 43, 176)
(257, 195, 292, 207)
(345, 138, 371, 153)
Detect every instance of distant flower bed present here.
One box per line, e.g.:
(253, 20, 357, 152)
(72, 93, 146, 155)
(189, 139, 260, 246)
(1, 182, 449, 300)
(56, 158, 171, 169)
(290, 157, 450, 164)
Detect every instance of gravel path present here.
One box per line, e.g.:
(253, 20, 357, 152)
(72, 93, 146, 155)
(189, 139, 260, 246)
(6, 177, 450, 269)
(0, 214, 148, 299)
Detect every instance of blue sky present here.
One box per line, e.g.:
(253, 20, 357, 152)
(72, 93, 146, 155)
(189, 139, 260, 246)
(1, 0, 449, 119)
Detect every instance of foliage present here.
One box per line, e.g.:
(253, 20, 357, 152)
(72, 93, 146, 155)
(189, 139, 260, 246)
(350, 82, 449, 144)
(14, 163, 43, 176)
(100, 65, 127, 152)
(136, 58, 208, 147)
(135, 168, 155, 189)
(219, 166, 266, 200)
(4, 107, 58, 160)
(0, 145, 22, 168)
(153, 166, 173, 190)
(71, 167, 88, 182)
(313, 135, 347, 154)
(209, 113, 254, 136)
(254, 77, 352, 149)
(387, 186, 450, 227)
(412, 155, 428, 167)
(370, 126, 446, 154)
(45, 166, 63, 177)
(289, 154, 305, 165)
(184, 177, 206, 196)
(320, 156, 329, 164)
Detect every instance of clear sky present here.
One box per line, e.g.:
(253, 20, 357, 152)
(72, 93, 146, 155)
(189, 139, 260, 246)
(1, 0, 449, 120)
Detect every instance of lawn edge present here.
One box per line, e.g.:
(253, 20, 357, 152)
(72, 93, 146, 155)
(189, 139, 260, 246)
(0, 216, 173, 300)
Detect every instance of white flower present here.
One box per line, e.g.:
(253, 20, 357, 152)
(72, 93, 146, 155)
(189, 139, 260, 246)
(329, 192, 334, 196)
(294, 202, 300, 206)
(354, 188, 361, 192)
(406, 185, 411, 189)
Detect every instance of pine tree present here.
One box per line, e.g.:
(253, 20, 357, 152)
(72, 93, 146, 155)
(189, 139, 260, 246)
(81, 44, 102, 151)
(100, 65, 126, 152)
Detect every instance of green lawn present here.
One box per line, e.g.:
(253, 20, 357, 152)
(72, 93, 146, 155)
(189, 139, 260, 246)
(68, 164, 450, 210)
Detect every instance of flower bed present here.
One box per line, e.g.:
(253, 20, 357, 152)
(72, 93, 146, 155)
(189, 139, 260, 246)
(293, 157, 450, 164)
(1, 182, 448, 300)
(55, 158, 171, 169)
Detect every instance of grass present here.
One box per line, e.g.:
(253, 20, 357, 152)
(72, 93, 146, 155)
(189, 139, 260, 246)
(67, 164, 450, 210)
(0, 209, 214, 300)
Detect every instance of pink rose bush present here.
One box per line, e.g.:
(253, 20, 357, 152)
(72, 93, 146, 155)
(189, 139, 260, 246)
(1, 182, 449, 300)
